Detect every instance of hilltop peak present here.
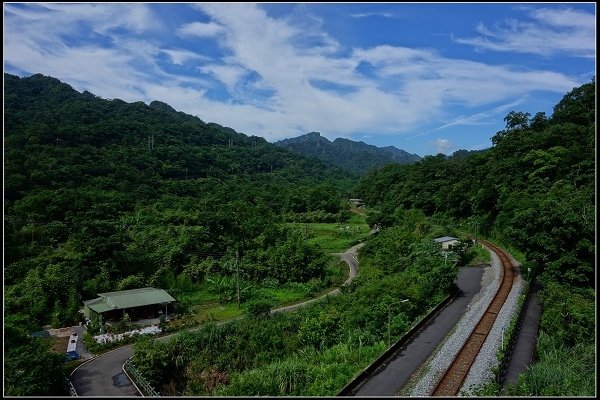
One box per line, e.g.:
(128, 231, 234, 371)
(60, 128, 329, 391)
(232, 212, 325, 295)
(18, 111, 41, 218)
(275, 132, 421, 175)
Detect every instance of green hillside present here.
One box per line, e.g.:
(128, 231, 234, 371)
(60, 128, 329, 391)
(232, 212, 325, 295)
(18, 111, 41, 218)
(4, 72, 357, 327)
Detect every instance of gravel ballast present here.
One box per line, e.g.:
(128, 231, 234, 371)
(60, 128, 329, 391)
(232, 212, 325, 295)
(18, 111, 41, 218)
(406, 244, 525, 396)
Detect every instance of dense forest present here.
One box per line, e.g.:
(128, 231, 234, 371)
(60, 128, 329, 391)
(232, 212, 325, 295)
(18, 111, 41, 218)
(356, 78, 596, 395)
(3, 72, 356, 395)
(3, 73, 595, 396)
(275, 131, 421, 175)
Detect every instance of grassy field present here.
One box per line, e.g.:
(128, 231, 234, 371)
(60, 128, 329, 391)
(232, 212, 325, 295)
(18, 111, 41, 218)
(287, 212, 371, 254)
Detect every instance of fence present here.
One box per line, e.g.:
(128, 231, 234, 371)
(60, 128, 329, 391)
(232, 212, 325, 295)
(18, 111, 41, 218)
(337, 285, 459, 395)
(67, 378, 77, 397)
(123, 358, 160, 397)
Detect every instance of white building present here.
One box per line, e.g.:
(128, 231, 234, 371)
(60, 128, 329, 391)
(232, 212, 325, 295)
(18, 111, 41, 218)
(434, 236, 459, 250)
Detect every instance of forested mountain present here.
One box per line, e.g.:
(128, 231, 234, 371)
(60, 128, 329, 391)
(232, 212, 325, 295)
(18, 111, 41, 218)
(275, 131, 421, 175)
(3, 72, 356, 333)
(357, 78, 596, 395)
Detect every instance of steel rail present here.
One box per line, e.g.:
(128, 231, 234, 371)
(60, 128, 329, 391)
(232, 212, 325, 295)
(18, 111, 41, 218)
(431, 239, 515, 396)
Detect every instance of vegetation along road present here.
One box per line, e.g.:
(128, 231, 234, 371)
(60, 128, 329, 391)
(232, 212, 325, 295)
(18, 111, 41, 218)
(69, 243, 363, 397)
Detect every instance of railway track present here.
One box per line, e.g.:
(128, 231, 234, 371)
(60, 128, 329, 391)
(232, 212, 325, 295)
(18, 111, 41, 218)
(431, 239, 515, 396)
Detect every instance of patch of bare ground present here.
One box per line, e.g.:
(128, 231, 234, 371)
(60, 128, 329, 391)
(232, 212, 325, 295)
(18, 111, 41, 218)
(50, 336, 69, 354)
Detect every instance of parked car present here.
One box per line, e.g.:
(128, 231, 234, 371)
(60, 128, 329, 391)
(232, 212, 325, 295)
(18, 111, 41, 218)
(65, 351, 80, 361)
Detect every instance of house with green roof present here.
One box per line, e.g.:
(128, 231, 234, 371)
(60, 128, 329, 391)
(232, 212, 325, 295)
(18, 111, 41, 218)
(83, 287, 176, 323)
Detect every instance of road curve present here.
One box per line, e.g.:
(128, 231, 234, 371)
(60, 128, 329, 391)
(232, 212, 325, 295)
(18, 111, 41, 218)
(70, 243, 363, 397)
(272, 242, 362, 314)
(69, 346, 138, 397)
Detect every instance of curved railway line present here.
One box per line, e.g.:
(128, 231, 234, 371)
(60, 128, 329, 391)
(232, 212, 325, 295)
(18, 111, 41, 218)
(431, 238, 516, 396)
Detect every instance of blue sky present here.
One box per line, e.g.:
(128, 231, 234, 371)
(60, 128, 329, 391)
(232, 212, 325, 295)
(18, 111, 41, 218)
(3, 3, 596, 156)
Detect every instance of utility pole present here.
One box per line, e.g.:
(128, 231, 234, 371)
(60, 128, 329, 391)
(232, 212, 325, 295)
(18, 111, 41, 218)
(387, 305, 391, 347)
(236, 248, 241, 309)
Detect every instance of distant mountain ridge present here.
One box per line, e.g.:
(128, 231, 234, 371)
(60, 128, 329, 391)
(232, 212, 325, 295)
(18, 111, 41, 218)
(275, 131, 421, 175)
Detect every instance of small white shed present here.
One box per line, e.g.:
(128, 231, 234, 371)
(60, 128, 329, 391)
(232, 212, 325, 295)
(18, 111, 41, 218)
(434, 236, 459, 250)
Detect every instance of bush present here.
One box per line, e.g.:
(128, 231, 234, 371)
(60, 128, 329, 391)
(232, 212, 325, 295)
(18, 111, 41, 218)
(503, 332, 595, 396)
(245, 299, 273, 319)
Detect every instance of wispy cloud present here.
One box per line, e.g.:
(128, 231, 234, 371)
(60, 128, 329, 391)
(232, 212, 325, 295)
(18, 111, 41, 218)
(407, 98, 526, 139)
(350, 12, 394, 18)
(453, 7, 595, 58)
(160, 48, 209, 65)
(198, 64, 250, 93)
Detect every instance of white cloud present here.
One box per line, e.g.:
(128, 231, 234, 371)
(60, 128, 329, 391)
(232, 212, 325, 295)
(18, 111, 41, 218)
(176, 21, 225, 38)
(408, 98, 526, 139)
(354, 45, 578, 105)
(453, 7, 595, 58)
(3, 4, 211, 103)
(185, 4, 581, 139)
(198, 64, 249, 93)
(4, 3, 160, 36)
(430, 138, 455, 154)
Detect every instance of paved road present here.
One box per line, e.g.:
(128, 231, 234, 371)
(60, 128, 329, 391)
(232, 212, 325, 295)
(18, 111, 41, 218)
(503, 287, 541, 386)
(70, 244, 363, 396)
(70, 346, 138, 397)
(354, 265, 486, 396)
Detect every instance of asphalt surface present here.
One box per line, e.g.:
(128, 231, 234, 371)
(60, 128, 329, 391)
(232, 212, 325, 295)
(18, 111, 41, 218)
(71, 243, 541, 397)
(70, 346, 139, 397)
(503, 287, 541, 386)
(354, 265, 486, 396)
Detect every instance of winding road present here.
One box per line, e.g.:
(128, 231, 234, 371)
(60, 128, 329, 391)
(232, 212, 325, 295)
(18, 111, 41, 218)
(69, 243, 363, 396)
